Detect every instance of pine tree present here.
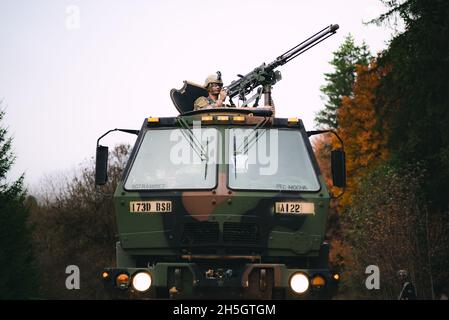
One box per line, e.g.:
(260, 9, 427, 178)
(375, 0, 449, 211)
(315, 34, 371, 129)
(0, 107, 38, 299)
(373, 0, 449, 296)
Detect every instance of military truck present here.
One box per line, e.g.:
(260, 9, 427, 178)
(95, 24, 345, 299)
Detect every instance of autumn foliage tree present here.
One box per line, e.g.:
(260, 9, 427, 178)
(314, 59, 391, 290)
(312, 37, 374, 277)
(322, 55, 445, 299)
(315, 0, 449, 299)
(336, 60, 390, 208)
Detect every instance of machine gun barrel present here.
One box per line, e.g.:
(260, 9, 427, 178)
(267, 24, 339, 70)
(225, 24, 339, 101)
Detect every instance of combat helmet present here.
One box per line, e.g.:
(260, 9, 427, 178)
(204, 72, 223, 88)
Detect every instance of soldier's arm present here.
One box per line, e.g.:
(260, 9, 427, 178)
(193, 97, 210, 110)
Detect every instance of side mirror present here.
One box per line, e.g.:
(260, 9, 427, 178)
(95, 145, 109, 185)
(331, 149, 346, 188)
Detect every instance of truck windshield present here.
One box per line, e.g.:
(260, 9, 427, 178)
(124, 128, 218, 190)
(228, 128, 320, 191)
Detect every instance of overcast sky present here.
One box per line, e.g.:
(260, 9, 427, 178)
(0, 0, 398, 191)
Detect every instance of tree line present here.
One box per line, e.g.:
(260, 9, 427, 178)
(313, 0, 449, 299)
(0, 104, 129, 298)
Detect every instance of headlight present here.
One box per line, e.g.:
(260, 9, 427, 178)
(132, 272, 152, 292)
(290, 272, 310, 294)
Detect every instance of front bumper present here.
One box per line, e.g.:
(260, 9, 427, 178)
(102, 263, 339, 299)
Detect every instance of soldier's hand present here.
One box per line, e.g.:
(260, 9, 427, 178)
(219, 89, 228, 101)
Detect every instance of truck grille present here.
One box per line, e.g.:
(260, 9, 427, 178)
(181, 222, 259, 245)
(181, 222, 219, 244)
(223, 222, 259, 244)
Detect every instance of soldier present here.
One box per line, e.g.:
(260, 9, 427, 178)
(397, 270, 417, 300)
(194, 73, 228, 110)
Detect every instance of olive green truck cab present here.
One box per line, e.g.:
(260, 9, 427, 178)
(96, 106, 345, 299)
(95, 24, 344, 299)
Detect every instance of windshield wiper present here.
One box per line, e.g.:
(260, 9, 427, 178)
(177, 117, 211, 181)
(235, 117, 270, 155)
(177, 117, 208, 162)
(231, 117, 270, 180)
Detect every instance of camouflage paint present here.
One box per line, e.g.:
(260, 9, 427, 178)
(104, 110, 338, 299)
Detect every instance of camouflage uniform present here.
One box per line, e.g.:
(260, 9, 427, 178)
(193, 96, 216, 110)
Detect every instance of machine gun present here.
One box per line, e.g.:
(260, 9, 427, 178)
(224, 24, 339, 107)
